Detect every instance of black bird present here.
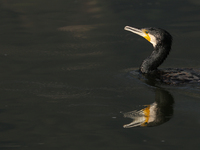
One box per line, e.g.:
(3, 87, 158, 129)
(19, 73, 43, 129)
(124, 26, 200, 84)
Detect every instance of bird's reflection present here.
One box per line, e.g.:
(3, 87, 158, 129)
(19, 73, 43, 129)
(122, 75, 174, 128)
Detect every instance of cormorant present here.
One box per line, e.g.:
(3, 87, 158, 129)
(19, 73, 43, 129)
(124, 26, 200, 84)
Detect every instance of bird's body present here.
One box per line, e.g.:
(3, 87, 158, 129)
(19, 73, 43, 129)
(151, 68, 200, 84)
(124, 26, 200, 85)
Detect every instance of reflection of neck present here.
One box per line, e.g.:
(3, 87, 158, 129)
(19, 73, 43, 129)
(139, 44, 171, 74)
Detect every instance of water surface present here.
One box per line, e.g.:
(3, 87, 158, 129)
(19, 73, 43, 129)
(0, 0, 200, 149)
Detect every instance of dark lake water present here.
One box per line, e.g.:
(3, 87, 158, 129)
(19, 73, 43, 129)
(1, 0, 200, 149)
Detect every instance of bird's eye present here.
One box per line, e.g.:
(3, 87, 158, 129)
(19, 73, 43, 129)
(145, 31, 149, 34)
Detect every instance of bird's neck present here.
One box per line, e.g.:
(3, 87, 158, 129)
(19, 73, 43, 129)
(139, 44, 171, 74)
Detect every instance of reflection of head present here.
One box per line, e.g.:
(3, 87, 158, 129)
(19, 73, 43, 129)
(122, 88, 174, 128)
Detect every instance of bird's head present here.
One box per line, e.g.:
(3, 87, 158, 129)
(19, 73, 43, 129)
(124, 26, 172, 48)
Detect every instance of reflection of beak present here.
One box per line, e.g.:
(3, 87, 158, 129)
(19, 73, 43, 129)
(122, 103, 157, 128)
(124, 26, 146, 37)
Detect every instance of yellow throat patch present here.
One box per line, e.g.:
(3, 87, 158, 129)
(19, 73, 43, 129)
(142, 29, 151, 42)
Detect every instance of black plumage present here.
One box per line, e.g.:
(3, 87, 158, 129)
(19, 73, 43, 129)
(124, 26, 200, 84)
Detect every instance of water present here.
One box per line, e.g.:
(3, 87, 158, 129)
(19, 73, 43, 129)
(0, 0, 200, 149)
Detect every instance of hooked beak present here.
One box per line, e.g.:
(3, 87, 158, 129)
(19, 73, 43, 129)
(124, 26, 146, 37)
(124, 26, 152, 44)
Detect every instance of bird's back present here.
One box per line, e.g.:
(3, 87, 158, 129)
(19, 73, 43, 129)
(154, 68, 200, 85)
